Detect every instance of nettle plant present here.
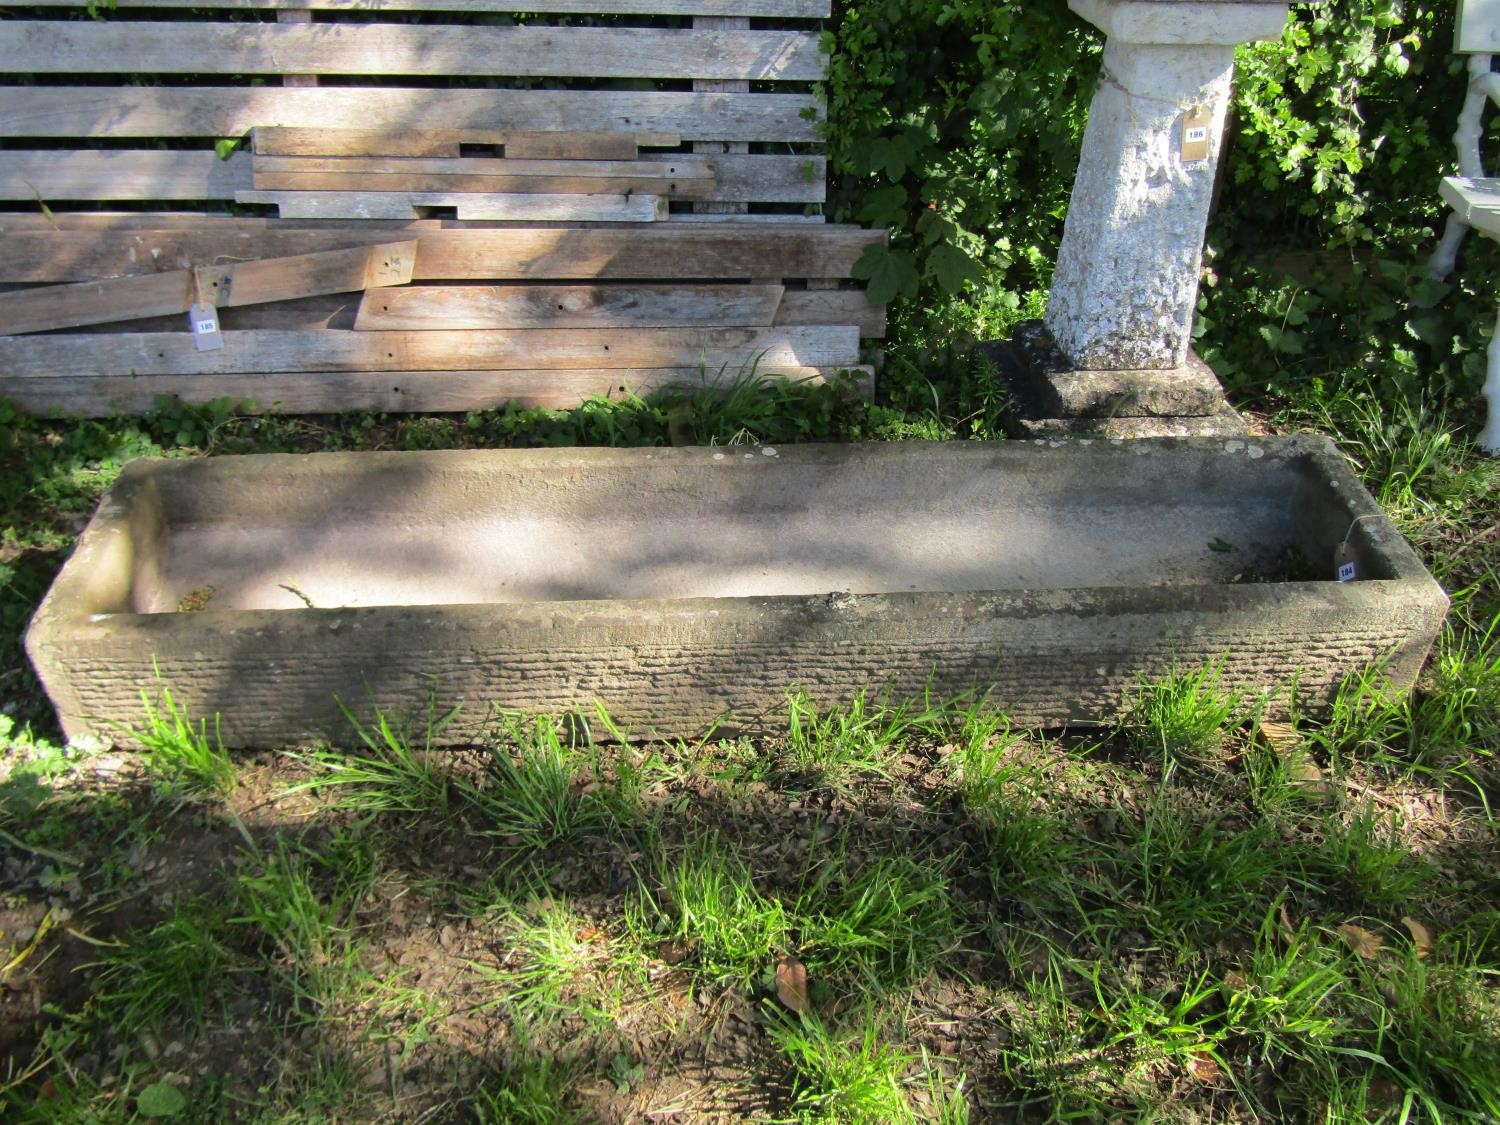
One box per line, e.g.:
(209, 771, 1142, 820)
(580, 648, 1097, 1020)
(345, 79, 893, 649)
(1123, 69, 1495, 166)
(822, 0, 1096, 309)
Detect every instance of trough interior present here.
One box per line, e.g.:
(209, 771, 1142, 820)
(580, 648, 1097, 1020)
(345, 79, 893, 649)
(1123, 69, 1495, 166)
(112, 446, 1363, 614)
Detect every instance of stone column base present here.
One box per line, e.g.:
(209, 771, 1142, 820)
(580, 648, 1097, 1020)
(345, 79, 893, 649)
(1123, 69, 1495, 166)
(977, 320, 1247, 439)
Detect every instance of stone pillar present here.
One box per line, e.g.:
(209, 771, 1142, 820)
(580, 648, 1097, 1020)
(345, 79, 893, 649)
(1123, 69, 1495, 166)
(1044, 0, 1290, 370)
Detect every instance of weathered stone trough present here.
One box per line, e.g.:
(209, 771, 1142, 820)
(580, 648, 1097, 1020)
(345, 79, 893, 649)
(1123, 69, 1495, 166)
(27, 437, 1447, 747)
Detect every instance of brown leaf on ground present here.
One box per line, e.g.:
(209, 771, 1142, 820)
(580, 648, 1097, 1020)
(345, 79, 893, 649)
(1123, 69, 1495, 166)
(1278, 901, 1298, 944)
(657, 938, 698, 964)
(1185, 1052, 1222, 1083)
(1338, 923, 1384, 959)
(1289, 756, 1333, 800)
(1257, 718, 1298, 749)
(1401, 916, 1434, 960)
(1223, 969, 1247, 991)
(775, 956, 809, 1013)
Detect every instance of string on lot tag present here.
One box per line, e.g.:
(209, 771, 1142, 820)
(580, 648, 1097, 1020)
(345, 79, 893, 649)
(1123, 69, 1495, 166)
(188, 267, 225, 352)
(1335, 514, 1380, 583)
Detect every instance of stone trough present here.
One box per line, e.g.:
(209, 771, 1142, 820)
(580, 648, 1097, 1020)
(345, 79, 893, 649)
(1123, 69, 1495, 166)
(27, 438, 1447, 747)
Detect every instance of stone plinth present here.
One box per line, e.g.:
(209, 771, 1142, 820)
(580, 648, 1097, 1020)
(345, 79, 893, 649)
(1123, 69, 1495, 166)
(27, 441, 1446, 747)
(1045, 0, 1291, 370)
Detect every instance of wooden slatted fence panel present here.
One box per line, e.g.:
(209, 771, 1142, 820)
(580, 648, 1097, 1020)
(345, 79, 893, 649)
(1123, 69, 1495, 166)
(11, 0, 832, 14)
(0, 0, 888, 415)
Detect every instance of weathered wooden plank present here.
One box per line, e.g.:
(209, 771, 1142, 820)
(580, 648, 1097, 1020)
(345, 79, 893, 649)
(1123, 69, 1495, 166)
(0, 88, 820, 144)
(0, 149, 816, 206)
(249, 154, 717, 196)
(0, 150, 249, 202)
(0, 23, 824, 81)
(353, 284, 785, 331)
(277, 8, 318, 88)
(11, 0, 832, 17)
(774, 289, 886, 338)
(0, 219, 885, 284)
(668, 212, 825, 223)
(695, 14, 751, 218)
(0, 326, 861, 377)
(238, 191, 668, 222)
(252, 128, 680, 159)
(0, 242, 416, 335)
(0, 365, 870, 418)
(14, 287, 883, 336)
(708, 153, 824, 204)
(251, 154, 714, 179)
(503, 132, 641, 161)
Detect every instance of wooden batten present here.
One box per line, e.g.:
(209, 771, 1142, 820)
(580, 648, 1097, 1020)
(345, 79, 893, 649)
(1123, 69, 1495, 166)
(0, 242, 417, 335)
(353, 284, 787, 331)
(0, 327, 863, 377)
(0, 366, 872, 418)
(0, 220, 887, 285)
(0, 89, 822, 145)
(13, 0, 833, 13)
(236, 192, 670, 222)
(251, 127, 682, 159)
(0, 23, 824, 82)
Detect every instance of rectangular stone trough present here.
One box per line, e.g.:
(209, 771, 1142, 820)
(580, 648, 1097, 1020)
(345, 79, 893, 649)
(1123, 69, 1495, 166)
(27, 437, 1448, 747)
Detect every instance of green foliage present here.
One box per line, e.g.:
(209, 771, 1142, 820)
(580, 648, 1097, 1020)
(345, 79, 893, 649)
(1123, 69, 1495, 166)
(825, 0, 1494, 432)
(1203, 1, 1496, 411)
(130, 681, 236, 798)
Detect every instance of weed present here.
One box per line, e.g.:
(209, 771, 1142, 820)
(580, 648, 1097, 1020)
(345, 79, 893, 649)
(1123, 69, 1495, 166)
(1125, 659, 1243, 759)
(488, 894, 627, 1032)
(782, 687, 950, 791)
(465, 714, 611, 849)
(632, 834, 789, 986)
(797, 850, 961, 989)
(283, 696, 460, 820)
(90, 897, 238, 1036)
(231, 832, 378, 1012)
(129, 681, 235, 797)
(768, 1007, 922, 1124)
(472, 1058, 581, 1124)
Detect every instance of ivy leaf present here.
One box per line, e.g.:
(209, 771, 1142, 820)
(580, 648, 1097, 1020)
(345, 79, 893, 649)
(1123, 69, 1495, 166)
(851, 245, 918, 306)
(926, 243, 981, 296)
(138, 1083, 188, 1118)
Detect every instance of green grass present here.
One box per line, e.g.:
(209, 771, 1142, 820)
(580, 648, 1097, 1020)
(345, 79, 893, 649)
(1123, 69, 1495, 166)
(768, 1007, 944, 1124)
(3, 375, 1498, 1121)
(130, 680, 236, 798)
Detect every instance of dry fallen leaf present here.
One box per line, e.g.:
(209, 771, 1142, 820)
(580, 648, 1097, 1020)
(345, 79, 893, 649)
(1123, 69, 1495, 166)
(1258, 718, 1298, 749)
(1278, 901, 1298, 945)
(1401, 916, 1434, 960)
(1223, 969, 1247, 991)
(1289, 756, 1333, 800)
(1186, 1052, 1222, 1084)
(775, 956, 810, 1013)
(1338, 923, 1384, 960)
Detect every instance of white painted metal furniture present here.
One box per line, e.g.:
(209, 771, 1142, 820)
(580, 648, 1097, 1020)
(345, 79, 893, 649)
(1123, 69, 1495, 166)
(1432, 0, 1500, 452)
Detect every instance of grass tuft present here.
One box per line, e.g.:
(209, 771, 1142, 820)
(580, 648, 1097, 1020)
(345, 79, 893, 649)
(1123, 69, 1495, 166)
(130, 681, 235, 797)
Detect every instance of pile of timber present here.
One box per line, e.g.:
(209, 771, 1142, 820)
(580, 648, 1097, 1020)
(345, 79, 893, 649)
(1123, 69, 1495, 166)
(0, 0, 885, 417)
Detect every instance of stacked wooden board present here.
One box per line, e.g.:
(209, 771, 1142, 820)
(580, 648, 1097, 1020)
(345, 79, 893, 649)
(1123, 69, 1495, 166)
(0, 0, 885, 416)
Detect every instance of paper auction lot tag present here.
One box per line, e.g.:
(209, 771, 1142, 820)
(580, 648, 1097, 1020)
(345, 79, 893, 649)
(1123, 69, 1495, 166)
(189, 301, 224, 351)
(1182, 105, 1212, 163)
